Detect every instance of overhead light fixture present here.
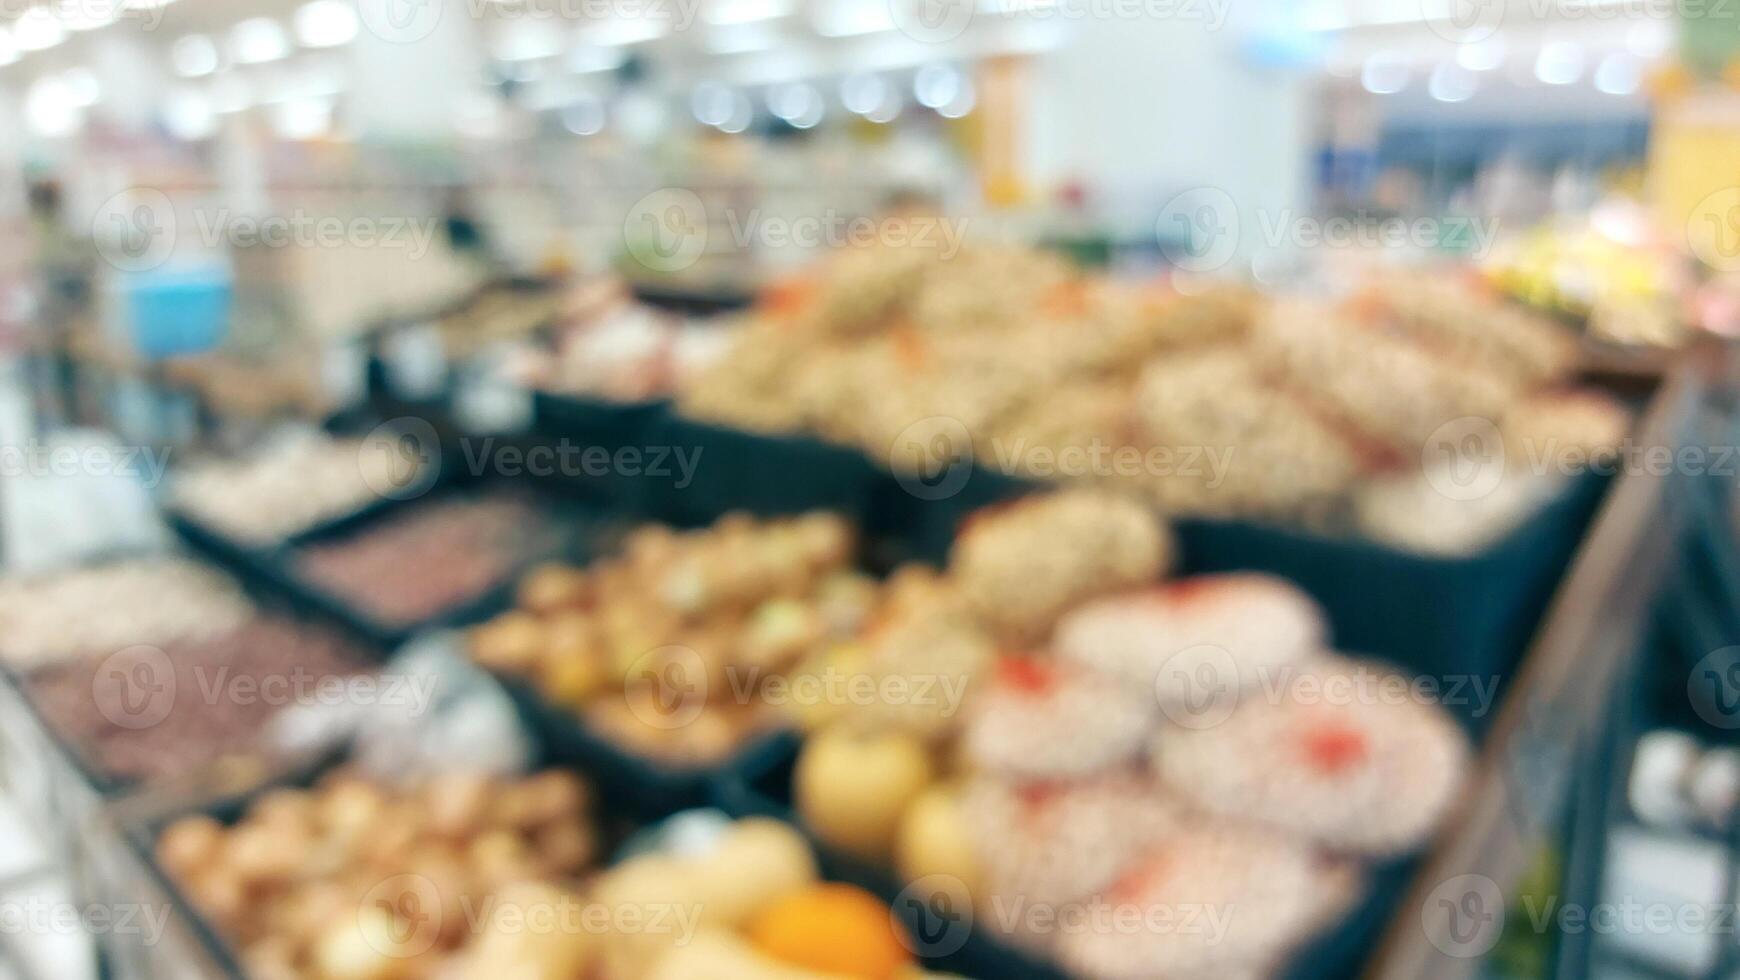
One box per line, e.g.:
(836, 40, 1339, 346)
(231, 18, 290, 65)
(937, 79, 974, 118)
(840, 72, 890, 114)
(63, 0, 124, 32)
(568, 44, 626, 73)
(767, 82, 821, 127)
(813, 3, 893, 37)
(1534, 41, 1584, 86)
(562, 97, 605, 135)
(25, 76, 82, 136)
(1594, 53, 1642, 95)
(864, 97, 900, 124)
(494, 22, 562, 61)
(716, 98, 751, 132)
(1360, 53, 1408, 95)
(272, 98, 331, 139)
(0, 28, 17, 66)
(1456, 37, 1504, 72)
(295, 1, 359, 48)
(707, 0, 792, 24)
(173, 34, 219, 76)
(913, 64, 962, 108)
(13, 8, 68, 52)
(691, 80, 736, 126)
(1428, 63, 1476, 103)
(707, 23, 777, 54)
(584, 19, 668, 46)
(164, 90, 217, 139)
(62, 67, 100, 105)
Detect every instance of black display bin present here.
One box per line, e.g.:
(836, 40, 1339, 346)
(266, 482, 626, 650)
(122, 744, 602, 980)
(866, 458, 1037, 566)
(625, 417, 1609, 716)
(1173, 470, 1612, 733)
(641, 413, 882, 526)
(531, 390, 668, 451)
(123, 742, 965, 980)
(501, 674, 800, 821)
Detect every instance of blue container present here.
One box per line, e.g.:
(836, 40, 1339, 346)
(121, 267, 231, 360)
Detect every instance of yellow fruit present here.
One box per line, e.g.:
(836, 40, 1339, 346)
(748, 884, 912, 979)
(895, 786, 980, 895)
(796, 727, 934, 863)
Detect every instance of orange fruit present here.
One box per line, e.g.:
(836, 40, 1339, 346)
(747, 883, 913, 979)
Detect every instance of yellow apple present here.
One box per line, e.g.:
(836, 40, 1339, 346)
(895, 785, 980, 897)
(796, 726, 934, 864)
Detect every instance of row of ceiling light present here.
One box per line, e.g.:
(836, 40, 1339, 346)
(1338, 19, 1676, 101)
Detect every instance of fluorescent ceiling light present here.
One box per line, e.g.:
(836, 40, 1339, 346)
(14, 8, 68, 52)
(62, 67, 100, 105)
(584, 19, 668, 46)
(1428, 63, 1475, 102)
(63, 0, 124, 32)
(813, 3, 893, 37)
(1534, 41, 1584, 86)
(295, 1, 359, 48)
(707, 23, 777, 54)
(1594, 53, 1641, 95)
(231, 19, 290, 65)
(165, 90, 217, 139)
(705, 0, 791, 25)
(173, 34, 219, 76)
(1360, 54, 1408, 95)
(1456, 37, 1504, 72)
(568, 44, 626, 72)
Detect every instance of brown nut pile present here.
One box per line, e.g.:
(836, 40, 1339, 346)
(155, 768, 595, 980)
(468, 512, 874, 764)
(28, 616, 371, 785)
(293, 495, 555, 627)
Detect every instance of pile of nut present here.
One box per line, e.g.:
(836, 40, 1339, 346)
(293, 495, 555, 627)
(29, 616, 371, 784)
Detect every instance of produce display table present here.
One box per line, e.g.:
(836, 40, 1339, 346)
(2, 304, 1725, 979)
